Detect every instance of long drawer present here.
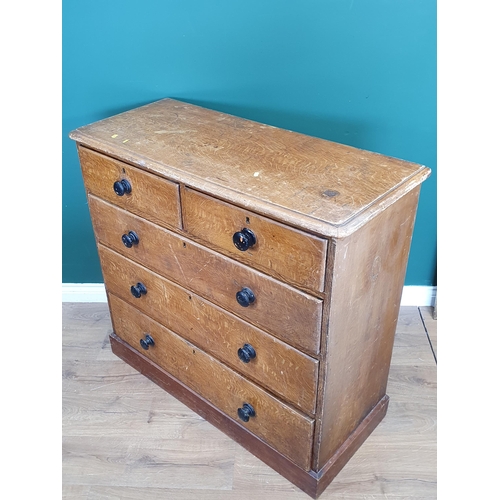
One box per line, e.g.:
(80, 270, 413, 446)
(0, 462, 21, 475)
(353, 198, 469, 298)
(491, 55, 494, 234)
(109, 293, 315, 470)
(90, 195, 323, 355)
(100, 246, 319, 414)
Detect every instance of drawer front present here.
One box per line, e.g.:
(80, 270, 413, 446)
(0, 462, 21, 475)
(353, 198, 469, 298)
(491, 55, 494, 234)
(183, 188, 328, 293)
(109, 293, 314, 470)
(78, 146, 182, 229)
(101, 246, 319, 414)
(90, 196, 322, 355)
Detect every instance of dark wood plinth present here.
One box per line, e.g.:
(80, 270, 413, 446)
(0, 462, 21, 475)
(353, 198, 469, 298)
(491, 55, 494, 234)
(110, 333, 390, 498)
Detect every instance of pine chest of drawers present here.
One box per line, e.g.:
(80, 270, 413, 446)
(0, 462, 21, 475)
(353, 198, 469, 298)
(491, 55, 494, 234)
(70, 99, 430, 498)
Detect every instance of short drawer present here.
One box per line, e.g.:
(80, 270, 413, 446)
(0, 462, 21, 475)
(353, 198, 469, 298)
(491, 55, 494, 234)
(101, 248, 319, 414)
(182, 188, 328, 293)
(109, 293, 315, 471)
(78, 146, 181, 229)
(90, 196, 322, 355)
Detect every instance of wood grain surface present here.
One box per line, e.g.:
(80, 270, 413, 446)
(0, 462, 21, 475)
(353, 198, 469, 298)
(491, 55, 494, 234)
(107, 290, 319, 415)
(90, 197, 323, 355)
(62, 303, 436, 499)
(78, 145, 182, 229)
(182, 187, 328, 293)
(68, 99, 433, 498)
(108, 298, 315, 470)
(70, 98, 430, 237)
(314, 187, 421, 469)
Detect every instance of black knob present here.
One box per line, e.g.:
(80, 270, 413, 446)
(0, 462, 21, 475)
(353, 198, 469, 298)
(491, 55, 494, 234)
(131, 282, 147, 298)
(140, 334, 155, 350)
(238, 343, 256, 363)
(237, 403, 256, 422)
(233, 228, 256, 251)
(113, 179, 132, 196)
(122, 231, 139, 248)
(236, 287, 255, 307)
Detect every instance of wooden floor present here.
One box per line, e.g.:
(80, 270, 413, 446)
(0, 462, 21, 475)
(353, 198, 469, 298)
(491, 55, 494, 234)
(62, 303, 437, 499)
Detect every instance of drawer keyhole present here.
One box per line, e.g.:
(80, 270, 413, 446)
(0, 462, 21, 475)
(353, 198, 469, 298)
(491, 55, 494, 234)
(233, 228, 256, 251)
(238, 343, 256, 363)
(113, 179, 132, 196)
(131, 282, 147, 298)
(237, 402, 256, 422)
(122, 231, 139, 248)
(236, 287, 255, 307)
(140, 334, 155, 350)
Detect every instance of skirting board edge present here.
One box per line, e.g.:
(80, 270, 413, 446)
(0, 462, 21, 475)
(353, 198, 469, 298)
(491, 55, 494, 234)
(62, 283, 437, 306)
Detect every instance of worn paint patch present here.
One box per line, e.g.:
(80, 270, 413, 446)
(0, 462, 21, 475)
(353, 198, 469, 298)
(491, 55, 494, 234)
(322, 189, 340, 198)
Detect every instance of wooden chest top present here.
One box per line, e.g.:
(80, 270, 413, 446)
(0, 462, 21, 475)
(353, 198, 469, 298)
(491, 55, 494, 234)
(69, 98, 430, 237)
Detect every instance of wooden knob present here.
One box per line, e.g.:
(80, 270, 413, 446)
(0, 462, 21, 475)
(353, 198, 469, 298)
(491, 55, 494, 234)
(236, 287, 255, 307)
(122, 231, 139, 248)
(113, 179, 132, 196)
(140, 334, 155, 350)
(232, 228, 256, 251)
(131, 282, 147, 298)
(238, 344, 256, 363)
(237, 402, 255, 422)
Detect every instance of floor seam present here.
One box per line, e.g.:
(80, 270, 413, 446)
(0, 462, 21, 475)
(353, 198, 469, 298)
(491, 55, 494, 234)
(418, 306, 437, 364)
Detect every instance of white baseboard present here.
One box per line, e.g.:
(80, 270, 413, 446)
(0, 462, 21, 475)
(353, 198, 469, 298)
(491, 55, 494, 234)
(62, 283, 437, 307)
(62, 283, 108, 303)
(400, 286, 436, 307)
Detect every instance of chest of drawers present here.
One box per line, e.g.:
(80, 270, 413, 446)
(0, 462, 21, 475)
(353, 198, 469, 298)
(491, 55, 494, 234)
(69, 99, 430, 498)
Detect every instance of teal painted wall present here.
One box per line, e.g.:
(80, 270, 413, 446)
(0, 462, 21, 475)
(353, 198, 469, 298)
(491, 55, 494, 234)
(63, 0, 436, 285)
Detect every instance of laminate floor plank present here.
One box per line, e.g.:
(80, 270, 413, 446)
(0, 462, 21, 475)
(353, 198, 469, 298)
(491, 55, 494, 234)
(62, 302, 115, 362)
(63, 434, 234, 490)
(86, 487, 244, 500)
(396, 306, 426, 334)
(419, 306, 437, 359)
(62, 303, 436, 499)
(62, 485, 91, 499)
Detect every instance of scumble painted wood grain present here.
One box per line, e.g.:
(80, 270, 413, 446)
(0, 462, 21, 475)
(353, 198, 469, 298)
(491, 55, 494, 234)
(314, 187, 421, 470)
(110, 297, 315, 470)
(183, 187, 328, 293)
(70, 98, 430, 237)
(89, 196, 323, 355)
(105, 281, 319, 414)
(69, 98, 432, 496)
(78, 145, 182, 230)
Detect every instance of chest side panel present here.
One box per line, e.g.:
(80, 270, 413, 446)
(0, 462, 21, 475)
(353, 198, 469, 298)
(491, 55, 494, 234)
(314, 187, 421, 469)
